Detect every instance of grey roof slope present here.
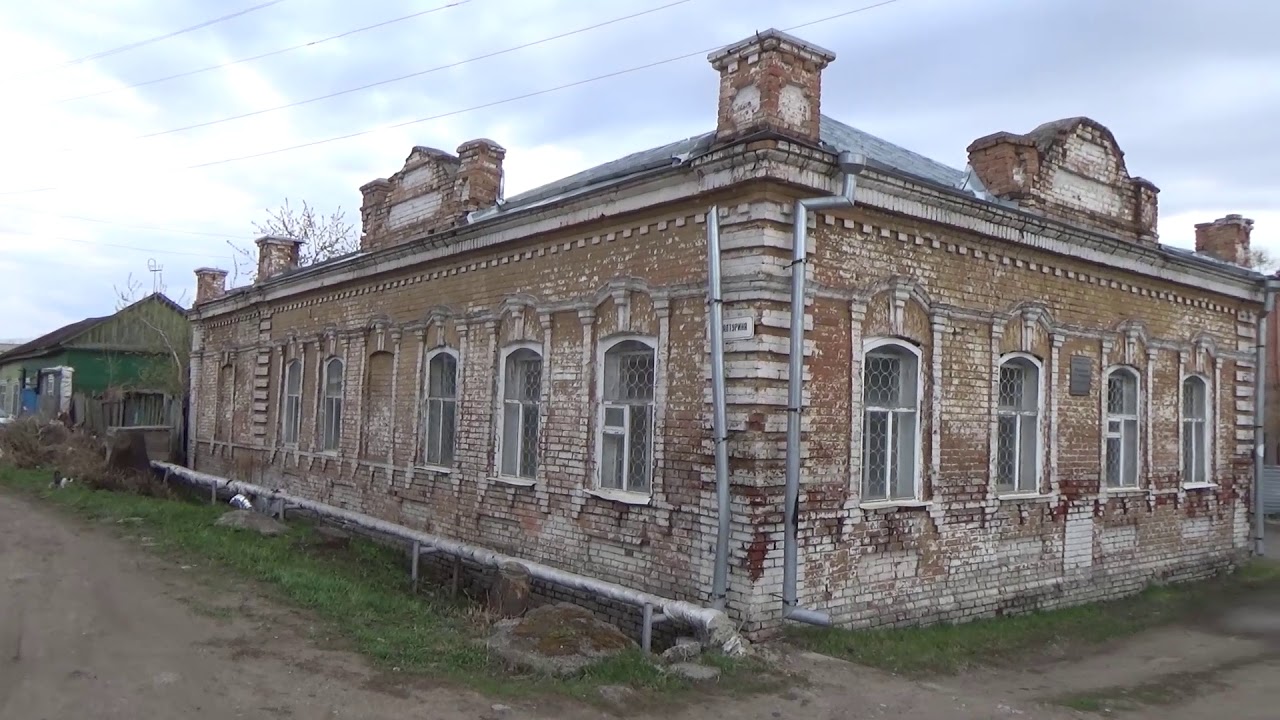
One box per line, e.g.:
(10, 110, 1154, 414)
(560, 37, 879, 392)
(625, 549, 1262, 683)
(502, 115, 969, 212)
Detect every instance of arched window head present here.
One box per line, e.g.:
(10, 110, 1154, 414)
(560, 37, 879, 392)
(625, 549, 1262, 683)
(1104, 367, 1141, 488)
(1182, 375, 1210, 486)
(321, 357, 344, 451)
(282, 359, 302, 445)
(500, 347, 543, 479)
(996, 355, 1042, 495)
(862, 339, 921, 502)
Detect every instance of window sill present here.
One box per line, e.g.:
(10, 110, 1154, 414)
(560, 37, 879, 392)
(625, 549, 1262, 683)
(1181, 482, 1219, 491)
(997, 493, 1055, 503)
(415, 465, 453, 475)
(585, 488, 652, 506)
(1102, 486, 1147, 495)
(491, 476, 537, 488)
(859, 500, 931, 511)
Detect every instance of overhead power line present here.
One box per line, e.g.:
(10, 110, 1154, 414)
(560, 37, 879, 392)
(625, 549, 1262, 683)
(27, 0, 288, 76)
(0, 226, 240, 260)
(134, 0, 698, 140)
(0, 0, 901, 197)
(52, 0, 470, 106)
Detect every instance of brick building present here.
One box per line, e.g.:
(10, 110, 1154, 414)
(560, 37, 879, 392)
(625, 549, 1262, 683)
(187, 29, 1266, 636)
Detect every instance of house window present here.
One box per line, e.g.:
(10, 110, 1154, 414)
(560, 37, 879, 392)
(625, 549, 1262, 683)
(321, 357, 344, 452)
(282, 359, 302, 446)
(1182, 375, 1210, 485)
(499, 347, 542, 479)
(1104, 367, 1141, 488)
(862, 340, 921, 502)
(598, 338, 656, 494)
(422, 350, 458, 468)
(996, 355, 1042, 495)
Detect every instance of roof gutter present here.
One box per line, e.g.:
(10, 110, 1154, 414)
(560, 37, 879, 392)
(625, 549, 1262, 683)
(1254, 277, 1280, 556)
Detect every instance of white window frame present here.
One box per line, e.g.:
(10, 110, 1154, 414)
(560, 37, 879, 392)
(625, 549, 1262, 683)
(995, 353, 1044, 497)
(594, 335, 658, 498)
(495, 343, 543, 483)
(1102, 365, 1142, 489)
(281, 358, 303, 446)
(320, 357, 344, 452)
(1180, 374, 1212, 488)
(860, 338, 924, 503)
(420, 347, 459, 471)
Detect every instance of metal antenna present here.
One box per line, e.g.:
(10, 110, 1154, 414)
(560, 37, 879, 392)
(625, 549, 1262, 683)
(147, 258, 165, 294)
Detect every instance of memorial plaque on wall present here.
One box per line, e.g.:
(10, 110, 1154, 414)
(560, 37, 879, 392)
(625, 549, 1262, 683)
(1069, 355, 1092, 396)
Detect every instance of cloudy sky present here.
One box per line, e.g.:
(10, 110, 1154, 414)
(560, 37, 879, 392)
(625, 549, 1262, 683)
(0, 0, 1276, 340)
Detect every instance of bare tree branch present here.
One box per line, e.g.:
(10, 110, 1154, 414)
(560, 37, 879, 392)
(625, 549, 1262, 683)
(230, 198, 357, 283)
(1247, 247, 1277, 274)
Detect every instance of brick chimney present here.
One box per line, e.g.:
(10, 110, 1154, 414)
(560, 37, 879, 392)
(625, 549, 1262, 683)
(194, 267, 228, 305)
(708, 29, 835, 144)
(359, 178, 391, 251)
(255, 235, 304, 282)
(454, 139, 506, 214)
(1195, 214, 1254, 267)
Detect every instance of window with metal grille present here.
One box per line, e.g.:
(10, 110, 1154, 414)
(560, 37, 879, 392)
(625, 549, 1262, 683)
(422, 350, 458, 468)
(1104, 367, 1140, 488)
(599, 339, 656, 494)
(996, 355, 1041, 494)
(321, 357, 344, 452)
(862, 340, 920, 502)
(500, 347, 542, 479)
(1182, 375, 1210, 485)
(282, 359, 302, 445)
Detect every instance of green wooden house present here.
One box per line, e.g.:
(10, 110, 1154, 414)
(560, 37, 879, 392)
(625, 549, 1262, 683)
(0, 294, 190, 431)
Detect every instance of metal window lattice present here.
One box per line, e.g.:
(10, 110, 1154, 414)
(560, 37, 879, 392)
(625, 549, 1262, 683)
(502, 350, 542, 478)
(424, 353, 457, 467)
(601, 341, 656, 494)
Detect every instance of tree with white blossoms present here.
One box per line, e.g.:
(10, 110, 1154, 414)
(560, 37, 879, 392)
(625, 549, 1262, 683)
(229, 198, 357, 284)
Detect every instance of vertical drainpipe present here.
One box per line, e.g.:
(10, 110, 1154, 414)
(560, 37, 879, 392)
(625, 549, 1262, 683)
(1255, 279, 1278, 556)
(783, 151, 865, 626)
(707, 206, 731, 610)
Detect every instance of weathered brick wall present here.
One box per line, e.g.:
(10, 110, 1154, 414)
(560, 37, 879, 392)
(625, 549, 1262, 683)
(192, 203, 739, 613)
(725, 195, 1258, 633)
(190, 169, 1259, 638)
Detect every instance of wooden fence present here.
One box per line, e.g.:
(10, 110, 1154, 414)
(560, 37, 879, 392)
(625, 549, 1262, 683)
(74, 391, 186, 463)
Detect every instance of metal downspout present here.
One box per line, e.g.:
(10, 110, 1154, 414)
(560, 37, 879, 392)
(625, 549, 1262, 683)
(707, 206, 732, 609)
(1255, 280, 1278, 556)
(783, 151, 864, 626)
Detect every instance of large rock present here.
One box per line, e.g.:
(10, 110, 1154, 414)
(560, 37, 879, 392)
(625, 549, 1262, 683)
(487, 602, 636, 677)
(106, 430, 150, 475)
(214, 510, 288, 537)
(487, 561, 531, 618)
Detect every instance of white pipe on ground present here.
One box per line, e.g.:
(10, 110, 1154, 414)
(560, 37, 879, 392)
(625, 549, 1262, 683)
(153, 461, 745, 653)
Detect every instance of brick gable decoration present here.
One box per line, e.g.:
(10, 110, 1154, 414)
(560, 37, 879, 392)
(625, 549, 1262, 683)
(187, 28, 1266, 638)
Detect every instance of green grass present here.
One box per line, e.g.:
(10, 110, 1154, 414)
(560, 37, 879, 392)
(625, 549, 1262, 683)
(0, 465, 763, 702)
(789, 563, 1280, 677)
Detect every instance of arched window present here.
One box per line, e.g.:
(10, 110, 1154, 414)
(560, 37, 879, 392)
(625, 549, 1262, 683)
(321, 357, 344, 452)
(499, 346, 542, 479)
(862, 339, 921, 502)
(422, 349, 458, 468)
(1104, 367, 1141, 488)
(996, 354, 1042, 495)
(282, 359, 302, 445)
(598, 338, 656, 494)
(1182, 375, 1210, 485)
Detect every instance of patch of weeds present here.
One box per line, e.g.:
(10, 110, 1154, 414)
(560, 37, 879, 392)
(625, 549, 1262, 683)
(0, 464, 772, 703)
(788, 564, 1280, 676)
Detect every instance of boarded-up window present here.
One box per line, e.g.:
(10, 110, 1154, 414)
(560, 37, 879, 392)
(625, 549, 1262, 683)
(362, 351, 394, 459)
(217, 364, 234, 441)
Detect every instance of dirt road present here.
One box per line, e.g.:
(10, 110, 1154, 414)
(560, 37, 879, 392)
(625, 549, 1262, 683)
(1, 490, 1276, 719)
